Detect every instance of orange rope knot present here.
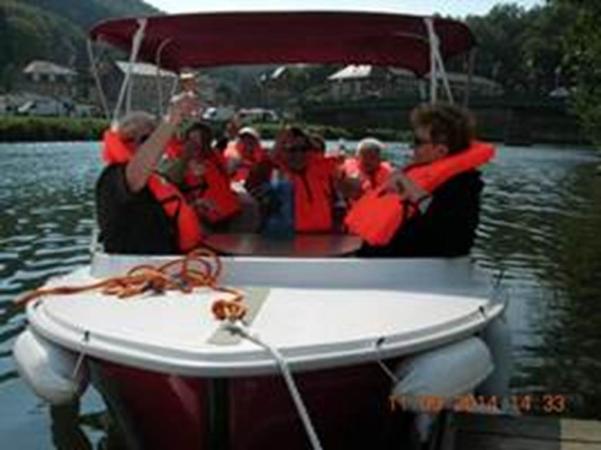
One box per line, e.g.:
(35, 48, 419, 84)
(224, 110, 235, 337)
(14, 248, 247, 322)
(211, 298, 248, 322)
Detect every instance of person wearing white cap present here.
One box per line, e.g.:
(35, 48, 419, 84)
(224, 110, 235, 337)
(179, 69, 197, 94)
(223, 126, 267, 182)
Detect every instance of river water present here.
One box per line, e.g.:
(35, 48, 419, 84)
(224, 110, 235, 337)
(0, 141, 600, 448)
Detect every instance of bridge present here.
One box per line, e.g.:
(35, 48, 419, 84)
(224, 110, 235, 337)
(300, 95, 588, 146)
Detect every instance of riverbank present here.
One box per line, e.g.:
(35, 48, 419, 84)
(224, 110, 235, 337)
(0, 116, 109, 142)
(250, 122, 410, 142)
(0, 116, 410, 144)
(302, 97, 591, 146)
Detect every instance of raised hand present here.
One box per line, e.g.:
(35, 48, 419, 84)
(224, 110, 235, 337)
(167, 92, 200, 125)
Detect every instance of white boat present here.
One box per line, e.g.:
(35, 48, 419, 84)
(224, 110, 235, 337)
(13, 11, 511, 450)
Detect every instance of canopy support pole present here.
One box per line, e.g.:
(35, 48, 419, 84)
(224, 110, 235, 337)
(112, 18, 147, 126)
(154, 39, 172, 116)
(418, 79, 427, 102)
(435, 51, 454, 104)
(435, 48, 454, 104)
(463, 49, 476, 107)
(126, 18, 147, 117)
(86, 39, 110, 121)
(425, 18, 438, 103)
(424, 18, 454, 104)
(169, 74, 180, 101)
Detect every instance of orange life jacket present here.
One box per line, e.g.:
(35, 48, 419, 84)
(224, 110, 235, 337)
(343, 158, 393, 193)
(184, 156, 241, 224)
(345, 141, 495, 246)
(286, 159, 334, 233)
(224, 140, 266, 181)
(165, 137, 185, 159)
(102, 130, 203, 253)
(166, 139, 241, 224)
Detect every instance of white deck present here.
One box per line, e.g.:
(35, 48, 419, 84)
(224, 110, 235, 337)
(26, 254, 503, 377)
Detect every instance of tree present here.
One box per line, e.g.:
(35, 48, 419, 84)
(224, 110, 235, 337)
(466, 5, 533, 93)
(464, 4, 574, 96)
(0, 0, 159, 94)
(552, 0, 601, 146)
(520, 4, 574, 95)
(0, 6, 14, 91)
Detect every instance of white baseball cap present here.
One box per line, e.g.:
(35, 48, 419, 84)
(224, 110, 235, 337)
(238, 126, 260, 140)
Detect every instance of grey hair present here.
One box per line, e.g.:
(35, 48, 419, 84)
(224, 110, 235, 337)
(356, 137, 385, 155)
(114, 111, 157, 132)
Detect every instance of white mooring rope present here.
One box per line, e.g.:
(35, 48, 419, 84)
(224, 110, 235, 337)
(223, 321, 324, 450)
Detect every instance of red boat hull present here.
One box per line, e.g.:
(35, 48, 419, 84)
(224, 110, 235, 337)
(91, 358, 407, 449)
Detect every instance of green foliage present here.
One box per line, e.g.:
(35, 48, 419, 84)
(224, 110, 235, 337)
(0, 115, 406, 144)
(246, 122, 352, 140)
(14, 0, 158, 28)
(0, 116, 109, 142)
(94, 0, 160, 18)
(463, 2, 601, 145)
(520, 4, 575, 94)
(0, 6, 14, 91)
(465, 4, 573, 95)
(466, 5, 531, 92)
(0, 1, 84, 90)
(251, 122, 407, 142)
(0, 0, 159, 91)
(552, 0, 601, 146)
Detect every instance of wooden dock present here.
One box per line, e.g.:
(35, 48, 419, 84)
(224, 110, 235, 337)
(438, 413, 601, 450)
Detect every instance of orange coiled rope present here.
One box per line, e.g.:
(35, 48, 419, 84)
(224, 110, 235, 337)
(14, 248, 247, 321)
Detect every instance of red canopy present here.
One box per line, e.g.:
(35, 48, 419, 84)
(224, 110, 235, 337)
(89, 11, 475, 76)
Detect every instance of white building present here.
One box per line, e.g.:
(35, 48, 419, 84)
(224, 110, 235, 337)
(328, 65, 503, 101)
(20, 60, 77, 98)
(99, 61, 217, 114)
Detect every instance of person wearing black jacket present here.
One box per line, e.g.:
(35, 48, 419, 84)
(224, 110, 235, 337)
(360, 103, 483, 258)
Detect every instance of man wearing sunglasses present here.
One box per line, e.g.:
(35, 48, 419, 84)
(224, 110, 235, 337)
(248, 126, 339, 234)
(360, 103, 486, 257)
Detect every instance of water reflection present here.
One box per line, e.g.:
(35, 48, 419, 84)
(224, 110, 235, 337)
(518, 163, 601, 418)
(475, 146, 601, 419)
(48, 400, 129, 450)
(50, 402, 93, 450)
(0, 141, 600, 447)
(0, 142, 103, 448)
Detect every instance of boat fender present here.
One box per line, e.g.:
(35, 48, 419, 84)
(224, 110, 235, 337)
(476, 314, 513, 402)
(13, 328, 88, 405)
(391, 337, 493, 413)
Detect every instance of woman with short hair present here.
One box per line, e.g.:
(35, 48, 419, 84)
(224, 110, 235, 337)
(358, 103, 491, 257)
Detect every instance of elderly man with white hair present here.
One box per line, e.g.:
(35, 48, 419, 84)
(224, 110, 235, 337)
(96, 93, 203, 255)
(341, 137, 393, 202)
